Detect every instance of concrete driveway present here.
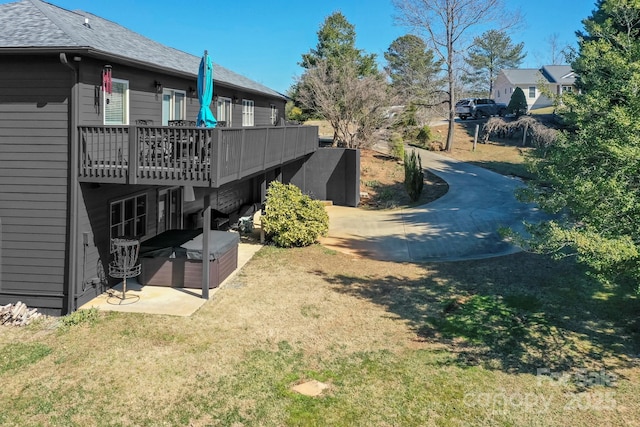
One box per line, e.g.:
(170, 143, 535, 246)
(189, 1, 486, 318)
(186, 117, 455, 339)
(320, 148, 543, 262)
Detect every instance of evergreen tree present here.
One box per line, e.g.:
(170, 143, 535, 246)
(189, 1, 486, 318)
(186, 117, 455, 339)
(300, 11, 377, 77)
(295, 12, 386, 147)
(384, 34, 443, 104)
(506, 87, 527, 117)
(464, 30, 525, 96)
(404, 150, 424, 202)
(520, 0, 640, 288)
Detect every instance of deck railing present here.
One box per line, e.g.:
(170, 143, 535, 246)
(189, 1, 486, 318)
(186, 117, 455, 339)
(78, 125, 318, 187)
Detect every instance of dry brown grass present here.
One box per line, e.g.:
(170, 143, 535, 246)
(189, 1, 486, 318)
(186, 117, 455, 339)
(359, 149, 448, 209)
(304, 119, 334, 138)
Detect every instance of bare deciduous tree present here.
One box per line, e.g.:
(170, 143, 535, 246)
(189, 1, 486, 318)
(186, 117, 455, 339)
(545, 33, 572, 65)
(297, 60, 389, 149)
(393, 0, 520, 151)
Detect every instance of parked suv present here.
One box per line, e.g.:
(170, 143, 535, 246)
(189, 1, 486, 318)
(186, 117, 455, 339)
(455, 98, 507, 120)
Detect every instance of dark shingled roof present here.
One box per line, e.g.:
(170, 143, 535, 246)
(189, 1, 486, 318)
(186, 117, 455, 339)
(0, 0, 285, 99)
(500, 65, 576, 86)
(540, 65, 576, 85)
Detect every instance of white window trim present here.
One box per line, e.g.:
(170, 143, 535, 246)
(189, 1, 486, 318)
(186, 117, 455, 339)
(104, 78, 129, 125)
(162, 89, 187, 126)
(270, 104, 278, 125)
(528, 86, 536, 98)
(242, 99, 255, 127)
(217, 96, 233, 127)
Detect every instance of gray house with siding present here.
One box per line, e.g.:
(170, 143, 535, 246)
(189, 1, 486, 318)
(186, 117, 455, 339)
(0, 0, 359, 315)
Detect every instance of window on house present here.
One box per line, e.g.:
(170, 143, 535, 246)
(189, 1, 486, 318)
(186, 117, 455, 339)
(110, 194, 147, 239)
(242, 99, 254, 126)
(217, 97, 232, 127)
(270, 105, 278, 125)
(529, 86, 536, 98)
(162, 89, 186, 126)
(562, 85, 573, 93)
(104, 79, 129, 125)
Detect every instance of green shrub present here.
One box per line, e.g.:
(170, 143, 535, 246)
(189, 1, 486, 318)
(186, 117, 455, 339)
(404, 150, 424, 202)
(390, 133, 404, 160)
(287, 106, 304, 122)
(285, 101, 306, 122)
(59, 307, 99, 331)
(507, 87, 528, 118)
(416, 125, 433, 146)
(262, 182, 329, 248)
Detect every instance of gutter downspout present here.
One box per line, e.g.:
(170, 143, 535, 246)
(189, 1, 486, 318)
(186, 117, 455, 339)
(60, 53, 80, 314)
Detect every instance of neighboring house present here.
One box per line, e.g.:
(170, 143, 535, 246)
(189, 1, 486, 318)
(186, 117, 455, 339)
(0, 0, 359, 315)
(492, 65, 577, 111)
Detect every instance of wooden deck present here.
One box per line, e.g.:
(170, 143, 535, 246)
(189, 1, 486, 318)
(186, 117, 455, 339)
(78, 124, 318, 187)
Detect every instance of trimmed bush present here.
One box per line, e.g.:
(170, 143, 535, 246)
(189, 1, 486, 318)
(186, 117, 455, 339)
(507, 87, 528, 118)
(404, 150, 424, 202)
(262, 181, 329, 248)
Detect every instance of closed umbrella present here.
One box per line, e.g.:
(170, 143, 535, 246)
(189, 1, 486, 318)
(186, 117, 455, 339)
(196, 50, 216, 299)
(196, 50, 217, 128)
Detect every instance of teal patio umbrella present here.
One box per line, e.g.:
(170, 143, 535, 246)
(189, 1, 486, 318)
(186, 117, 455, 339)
(196, 50, 217, 128)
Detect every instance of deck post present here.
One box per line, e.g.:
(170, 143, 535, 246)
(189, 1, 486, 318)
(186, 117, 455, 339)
(128, 126, 138, 184)
(202, 193, 211, 299)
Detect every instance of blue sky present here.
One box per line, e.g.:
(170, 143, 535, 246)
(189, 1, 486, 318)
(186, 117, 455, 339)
(4, 0, 597, 94)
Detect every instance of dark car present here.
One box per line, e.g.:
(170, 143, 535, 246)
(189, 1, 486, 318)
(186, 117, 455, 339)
(455, 98, 506, 120)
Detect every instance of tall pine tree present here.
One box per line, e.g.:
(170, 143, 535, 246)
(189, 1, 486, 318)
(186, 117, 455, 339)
(464, 30, 525, 96)
(300, 11, 377, 77)
(384, 34, 443, 104)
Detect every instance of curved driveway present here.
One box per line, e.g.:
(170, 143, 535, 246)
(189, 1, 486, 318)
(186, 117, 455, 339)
(320, 148, 543, 262)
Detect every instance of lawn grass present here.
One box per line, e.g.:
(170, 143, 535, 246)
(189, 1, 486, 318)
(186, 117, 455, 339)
(2, 119, 637, 425)
(530, 106, 556, 115)
(1, 246, 639, 426)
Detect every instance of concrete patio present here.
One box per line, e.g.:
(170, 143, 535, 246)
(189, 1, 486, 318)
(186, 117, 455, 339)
(80, 238, 263, 317)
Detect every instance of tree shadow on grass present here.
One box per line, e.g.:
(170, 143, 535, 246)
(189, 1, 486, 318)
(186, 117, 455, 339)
(312, 250, 640, 375)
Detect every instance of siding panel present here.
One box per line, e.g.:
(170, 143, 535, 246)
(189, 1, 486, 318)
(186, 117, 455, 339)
(0, 55, 71, 312)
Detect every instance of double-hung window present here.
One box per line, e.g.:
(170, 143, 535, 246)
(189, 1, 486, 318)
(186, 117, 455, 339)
(270, 104, 278, 125)
(217, 97, 232, 127)
(104, 79, 129, 125)
(529, 86, 536, 98)
(110, 194, 147, 239)
(162, 89, 186, 126)
(242, 99, 254, 126)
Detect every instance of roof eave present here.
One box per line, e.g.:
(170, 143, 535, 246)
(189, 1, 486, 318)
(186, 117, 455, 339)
(0, 46, 286, 100)
(0, 45, 196, 78)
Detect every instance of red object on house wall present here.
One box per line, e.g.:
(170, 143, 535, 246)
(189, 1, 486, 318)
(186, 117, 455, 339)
(102, 65, 112, 94)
